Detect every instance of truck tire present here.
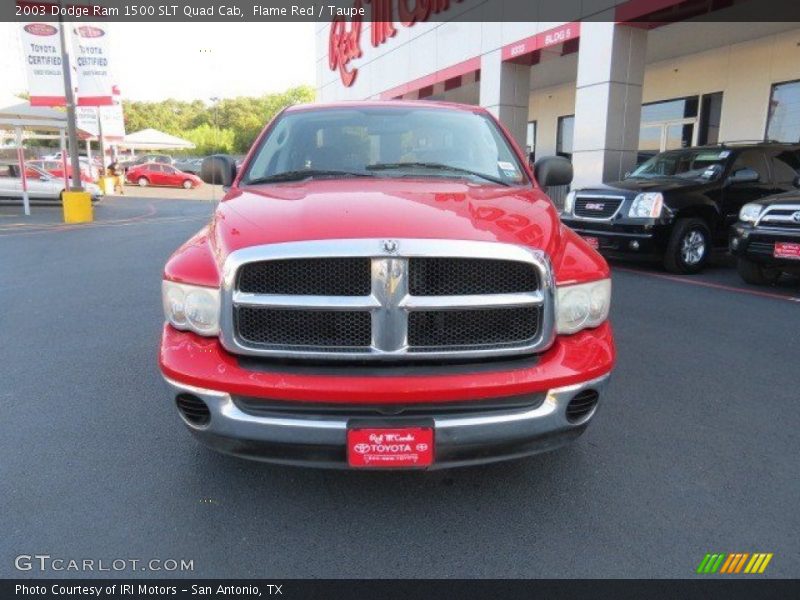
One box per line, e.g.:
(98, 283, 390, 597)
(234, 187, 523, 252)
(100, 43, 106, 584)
(664, 218, 711, 274)
(736, 257, 781, 286)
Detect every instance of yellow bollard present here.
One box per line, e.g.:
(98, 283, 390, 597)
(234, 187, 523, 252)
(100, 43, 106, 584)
(62, 191, 94, 223)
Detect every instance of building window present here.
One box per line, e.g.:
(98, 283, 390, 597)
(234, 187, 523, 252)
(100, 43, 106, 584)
(526, 120, 537, 163)
(638, 96, 699, 163)
(766, 80, 800, 143)
(698, 92, 723, 146)
(557, 115, 574, 160)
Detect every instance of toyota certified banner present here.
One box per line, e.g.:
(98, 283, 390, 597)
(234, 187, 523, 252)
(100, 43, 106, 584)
(76, 103, 126, 141)
(71, 23, 115, 105)
(19, 21, 66, 106)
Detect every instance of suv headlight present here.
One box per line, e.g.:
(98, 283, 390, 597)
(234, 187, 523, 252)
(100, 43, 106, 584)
(628, 192, 663, 218)
(562, 190, 576, 215)
(162, 280, 220, 336)
(556, 279, 611, 335)
(739, 203, 763, 224)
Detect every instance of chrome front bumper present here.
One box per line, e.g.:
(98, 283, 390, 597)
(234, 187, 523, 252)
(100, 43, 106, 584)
(164, 374, 610, 469)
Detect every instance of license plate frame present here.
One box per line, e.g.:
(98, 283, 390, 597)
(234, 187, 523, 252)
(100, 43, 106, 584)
(347, 425, 434, 469)
(774, 241, 800, 260)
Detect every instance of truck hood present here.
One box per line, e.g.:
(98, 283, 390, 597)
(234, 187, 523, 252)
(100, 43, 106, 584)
(210, 178, 562, 259)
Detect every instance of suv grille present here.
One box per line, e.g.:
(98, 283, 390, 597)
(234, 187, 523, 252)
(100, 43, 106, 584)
(574, 196, 623, 219)
(222, 240, 554, 361)
(758, 206, 800, 230)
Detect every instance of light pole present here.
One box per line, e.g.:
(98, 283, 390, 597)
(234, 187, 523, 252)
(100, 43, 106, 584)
(58, 7, 83, 192)
(57, 2, 92, 223)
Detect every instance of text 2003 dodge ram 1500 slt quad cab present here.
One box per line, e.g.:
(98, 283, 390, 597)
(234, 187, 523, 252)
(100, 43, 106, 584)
(159, 101, 615, 469)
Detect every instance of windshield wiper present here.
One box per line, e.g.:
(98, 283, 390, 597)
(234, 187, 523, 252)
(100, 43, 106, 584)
(243, 169, 373, 184)
(366, 162, 510, 186)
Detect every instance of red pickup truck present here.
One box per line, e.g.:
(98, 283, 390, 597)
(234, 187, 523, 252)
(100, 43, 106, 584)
(159, 101, 615, 469)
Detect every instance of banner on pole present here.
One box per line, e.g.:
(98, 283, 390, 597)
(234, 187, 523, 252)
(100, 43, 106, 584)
(19, 22, 66, 106)
(71, 23, 115, 106)
(76, 103, 125, 141)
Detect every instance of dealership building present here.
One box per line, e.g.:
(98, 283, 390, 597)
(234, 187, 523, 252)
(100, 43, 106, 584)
(315, 1, 800, 193)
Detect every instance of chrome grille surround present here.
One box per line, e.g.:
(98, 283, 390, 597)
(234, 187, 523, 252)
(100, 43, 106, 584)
(755, 204, 800, 230)
(219, 239, 556, 361)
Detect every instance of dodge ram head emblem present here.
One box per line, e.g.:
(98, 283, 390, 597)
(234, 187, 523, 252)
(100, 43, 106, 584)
(382, 239, 399, 254)
(793, 211, 800, 223)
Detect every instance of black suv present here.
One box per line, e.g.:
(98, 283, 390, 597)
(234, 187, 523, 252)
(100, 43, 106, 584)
(730, 191, 800, 285)
(560, 143, 800, 273)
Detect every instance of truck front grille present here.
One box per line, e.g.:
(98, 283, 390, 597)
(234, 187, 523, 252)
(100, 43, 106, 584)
(236, 307, 371, 348)
(408, 307, 540, 349)
(573, 196, 624, 219)
(238, 258, 371, 295)
(221, 239, 555, 361)
(409, 257, 538, 295)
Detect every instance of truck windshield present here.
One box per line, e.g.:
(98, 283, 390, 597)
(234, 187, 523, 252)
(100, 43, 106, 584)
(630, 149, 730, 180)
(241, 106, 529, 186)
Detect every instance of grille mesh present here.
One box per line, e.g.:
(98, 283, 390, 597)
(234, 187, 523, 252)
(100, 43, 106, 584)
(236, 307, 371, 348)
(237, 258, 371, 296)
(408, 307, 540, 348)
(574, 197, 622, 219)
(409, 258, 538, 295)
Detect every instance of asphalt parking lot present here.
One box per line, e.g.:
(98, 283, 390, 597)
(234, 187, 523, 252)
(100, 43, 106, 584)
(1, 196, 798, 579)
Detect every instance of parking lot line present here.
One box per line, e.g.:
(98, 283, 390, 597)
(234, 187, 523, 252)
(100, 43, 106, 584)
(615, 266, 800, 303)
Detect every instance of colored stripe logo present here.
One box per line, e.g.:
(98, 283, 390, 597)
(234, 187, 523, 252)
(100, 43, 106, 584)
(696, 553, 773, 574)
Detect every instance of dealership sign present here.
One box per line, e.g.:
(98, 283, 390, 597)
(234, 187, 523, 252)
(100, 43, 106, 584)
(76, 104, 125, 141)
(19, 20, 115, 107)
(20, 21, 66, 106)
(329, 0, 464, 87)
(71, 23, 115, 105)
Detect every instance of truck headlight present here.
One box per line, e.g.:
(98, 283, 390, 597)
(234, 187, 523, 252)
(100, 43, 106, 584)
(562, 190, 576, 215)
(739, 203, 763, 224)
(162, 280, 220, 336)
(556, 279, 611, 335)
(628, 192, 663, 218)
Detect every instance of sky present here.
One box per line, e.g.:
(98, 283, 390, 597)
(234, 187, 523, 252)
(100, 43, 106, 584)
(1, 22, 317, 102)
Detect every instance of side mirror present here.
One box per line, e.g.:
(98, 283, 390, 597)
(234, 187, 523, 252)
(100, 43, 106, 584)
(533, 155, 573, 187)
(200, 154, 237, 187)
(727, 167, 759, 185)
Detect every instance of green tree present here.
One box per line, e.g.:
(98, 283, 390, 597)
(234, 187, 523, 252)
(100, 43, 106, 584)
(121, 85, 315, 155)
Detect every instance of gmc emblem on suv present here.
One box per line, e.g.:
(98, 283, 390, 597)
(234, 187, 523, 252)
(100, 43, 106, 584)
(585, 202, 605, 211)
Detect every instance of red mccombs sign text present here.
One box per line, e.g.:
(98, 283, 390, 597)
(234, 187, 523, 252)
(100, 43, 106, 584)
(329, 0, 463, 87)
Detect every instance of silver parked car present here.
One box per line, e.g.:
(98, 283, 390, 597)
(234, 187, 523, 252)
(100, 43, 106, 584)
(0, 162, 103, 204)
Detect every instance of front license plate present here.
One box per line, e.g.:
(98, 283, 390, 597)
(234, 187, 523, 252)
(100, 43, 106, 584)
(347, 427, 434, 468)
(774, 242, 800, 260)
(582, 236, 600, 250)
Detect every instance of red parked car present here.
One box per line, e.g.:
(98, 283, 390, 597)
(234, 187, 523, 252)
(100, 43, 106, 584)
(127, 162, 202, 189)
(159, 101, 615, 470)
(27, 159, 94, 184)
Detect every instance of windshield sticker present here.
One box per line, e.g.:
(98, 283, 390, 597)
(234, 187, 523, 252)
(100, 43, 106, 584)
(498, 161, 517, 172)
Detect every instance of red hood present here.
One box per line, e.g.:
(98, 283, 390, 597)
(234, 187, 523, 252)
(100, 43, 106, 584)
(211, 179, 561, 259)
